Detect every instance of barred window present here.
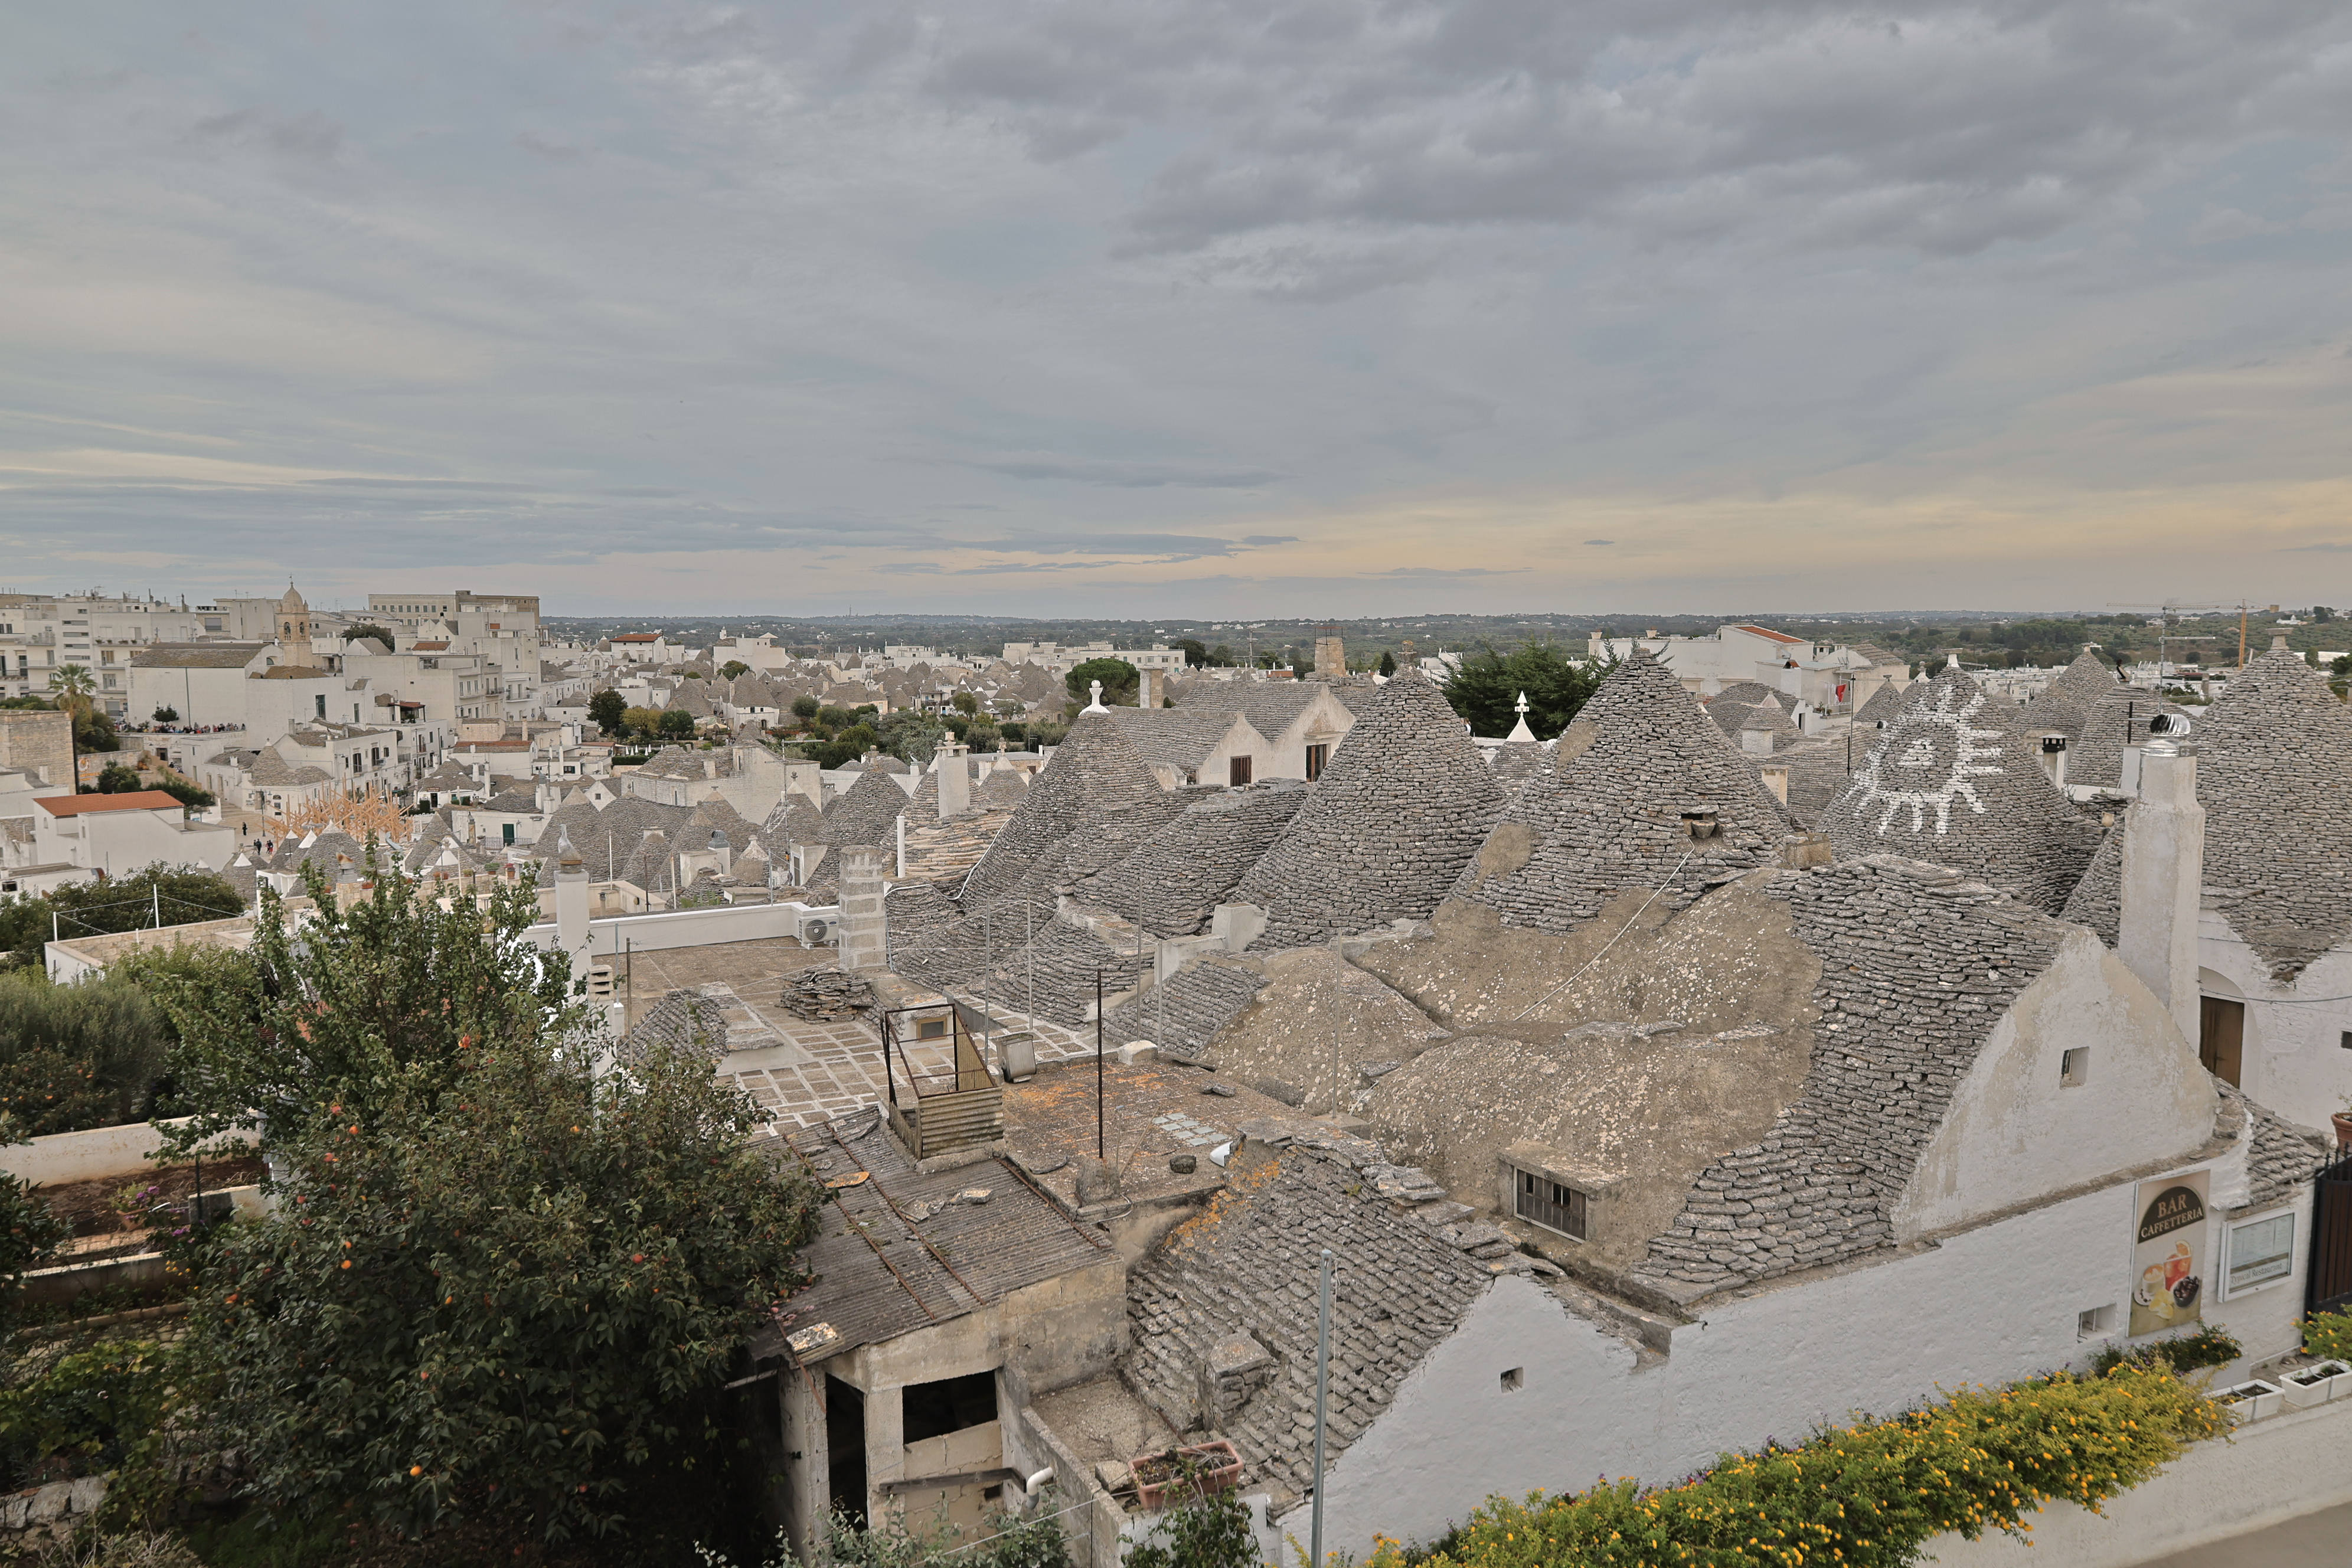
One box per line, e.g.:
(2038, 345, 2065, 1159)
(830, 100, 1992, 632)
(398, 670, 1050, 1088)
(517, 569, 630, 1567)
(1515, 1170, 1587, 1240)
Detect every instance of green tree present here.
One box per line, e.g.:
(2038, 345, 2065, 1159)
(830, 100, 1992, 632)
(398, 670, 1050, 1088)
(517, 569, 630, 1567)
(342, 623, 397, 649)
(0, 1116, 66, 1338)
(94, 763, 143, 794)
(1377, 649, 1396, 677)
(152, 861, 819, 1547)
(587, 690, 628, 737)
(155, 776, 215, 813)
(720, 661, 752, 681)
(658, 708, 698, 740)
(1439, 643, 1611, 739)
(45, 665, 96, 711)
(151, 705, 179, 724)
(1064, 658, 1139, 710)
(878, 711, 948, 767)
(792, 694, 821, 721)
(0, 971, 170, 1134)
(0, 864, 245, 972)
(951, 691, 978, 716)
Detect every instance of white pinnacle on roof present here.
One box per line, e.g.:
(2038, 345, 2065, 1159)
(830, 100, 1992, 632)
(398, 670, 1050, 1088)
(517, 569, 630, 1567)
(1505, 691, 1534, 743)
(1082, 679, 1108, 714)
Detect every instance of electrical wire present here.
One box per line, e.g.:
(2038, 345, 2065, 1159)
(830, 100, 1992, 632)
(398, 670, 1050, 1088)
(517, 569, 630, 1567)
(1512, 851, 1695, 1022)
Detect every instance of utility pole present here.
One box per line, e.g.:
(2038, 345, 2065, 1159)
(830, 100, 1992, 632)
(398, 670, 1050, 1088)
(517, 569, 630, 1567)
(1095, 969, 1105, 1160)
(1311, 1248, 1334, 1568)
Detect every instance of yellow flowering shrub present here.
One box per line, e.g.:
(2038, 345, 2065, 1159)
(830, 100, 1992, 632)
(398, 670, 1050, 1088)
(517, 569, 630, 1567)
(2302, 1308, 2352, 1364)
(1372, 1365, 2220, 1568)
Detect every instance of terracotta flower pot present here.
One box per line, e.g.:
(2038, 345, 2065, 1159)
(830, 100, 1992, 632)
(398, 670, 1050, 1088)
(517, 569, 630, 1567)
(2333, 1111, 2352, 1151)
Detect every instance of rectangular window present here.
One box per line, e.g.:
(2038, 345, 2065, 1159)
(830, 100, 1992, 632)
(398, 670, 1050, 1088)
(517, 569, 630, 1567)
(502, 822, 516, 845)
(2077, 1304, 2116, 1338)
(2060, 1048, 2090, 1087)
(2227, 1213, 2295, 1295)
(1305, 742, 1329, 782)
(1515, 1168, 1587, 1240)
(314, 695, 326, 718)
(1228, 754, 1253, 786)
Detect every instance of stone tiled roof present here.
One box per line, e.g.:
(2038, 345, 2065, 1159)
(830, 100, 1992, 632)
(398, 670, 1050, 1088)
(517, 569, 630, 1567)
(974, 765, 1030, 809)
(971, 915, 1152, 1027)
(2056, 811, 2128, 945)
(1452, 651, 1792, 933)
(2235, 1084, 2332, 1211)
(616, 988, 729, 1069)
(247, 752, 332, 787)
(1709, 681, 1780, 708)
(1072, 784, 1308, 937)
(1102, 956, 1268, 1059)
(479, 789, 541, 814)
(766, 796, 825, 846)
(1236, 668, 1502, 950)
(2195, 646, 2352, 976)
(2066, 685, 2191, 789)
(1635, 856, 2069, 1295)
(1854, 681, 1911, 726)
(267, 829, 371, 876)
(1819, 666, 2101, 914)
(1127, 1137, 1504, 1499)
(2015, 649, 2119, 739)
(1108, 707, 1256, 775)
(632, 747, 731, 780)
(959, 712, 1165, 910)
(816, 766, 910, 848)
(1484, 739, 1549, 799)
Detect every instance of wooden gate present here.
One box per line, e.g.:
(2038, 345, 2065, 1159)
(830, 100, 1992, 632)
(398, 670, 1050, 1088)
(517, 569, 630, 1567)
(2306, 1150, 2352, 1318)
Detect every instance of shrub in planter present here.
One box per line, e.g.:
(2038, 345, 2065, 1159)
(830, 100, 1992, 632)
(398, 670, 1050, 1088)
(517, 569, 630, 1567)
(2304, 1306, 2352, 1364)
(1377, 1366, 2222, 1568)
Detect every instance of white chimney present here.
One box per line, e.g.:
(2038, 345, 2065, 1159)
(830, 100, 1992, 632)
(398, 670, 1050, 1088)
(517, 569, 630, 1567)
(554, 828, 592, 981)
(2116, 741, 2204, 1041)
(838, 845, 889, 974)
(937, 739, 971, 821)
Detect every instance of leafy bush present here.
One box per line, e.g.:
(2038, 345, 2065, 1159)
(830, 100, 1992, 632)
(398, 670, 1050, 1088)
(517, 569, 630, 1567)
(0, 1335, 188, 1492)
(0, 865, 245, 971)
(702, 1501, 1073, 1568)
(154, 776, 215, 812)
(0, 971, 169, 1134)
(0, 1116, 67, 1335)
(1129, 1475, 1257, 1568)
(2304, 1307, 2352, 1363)
(1064, 658, 1139, 710)
(2089, 1321, 2240, 1376)
(94, 765, 145, 795)
(1375, 1366, 2220, 1568)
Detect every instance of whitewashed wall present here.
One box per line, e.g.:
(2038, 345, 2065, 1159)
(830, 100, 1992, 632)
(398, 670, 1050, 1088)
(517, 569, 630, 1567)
(2200, 912, 2352, 1135)
(1293, 1160, 2312, 1560)
(0, 1116, 257, 1187)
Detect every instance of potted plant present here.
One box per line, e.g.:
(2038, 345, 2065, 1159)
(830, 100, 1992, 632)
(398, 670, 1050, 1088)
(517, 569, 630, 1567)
(2216, 1380, 2285, 1423)
(2280, 1360, 2352, 1410)
(1130, 1440, 1243, 1511)
(2333, 1107, 2352, 1150)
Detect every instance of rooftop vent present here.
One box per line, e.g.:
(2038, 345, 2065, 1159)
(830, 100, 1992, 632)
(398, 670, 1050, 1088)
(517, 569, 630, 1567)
(1680, 805, 1721, 841)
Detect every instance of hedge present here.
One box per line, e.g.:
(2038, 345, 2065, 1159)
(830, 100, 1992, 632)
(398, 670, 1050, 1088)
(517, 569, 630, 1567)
(1376, 1365, 2222, 1568)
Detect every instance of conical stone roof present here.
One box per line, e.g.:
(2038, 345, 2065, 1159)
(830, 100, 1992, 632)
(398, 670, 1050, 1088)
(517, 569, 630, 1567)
(1819, 666, 2101, 914)
(2194, 645, 2352, 976)
(1854, 681, 1910, 726)
(1451, 650, 1794, 932)
(817, 765, 912, 848)
(2016, 648, 2118, 739)
(959, 712, 1164, 907)
(2067, 684, 2191, 789)
(1235, 668, 1503, 950)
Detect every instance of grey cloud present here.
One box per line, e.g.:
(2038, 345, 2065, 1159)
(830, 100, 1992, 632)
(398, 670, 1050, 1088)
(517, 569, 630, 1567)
(189, 106, 342, 161)
(961, 455, 1282, 488)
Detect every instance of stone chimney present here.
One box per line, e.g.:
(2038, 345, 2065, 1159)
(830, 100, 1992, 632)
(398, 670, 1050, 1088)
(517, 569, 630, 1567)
(1139, 667, 1164, 708)
(554, 827, 592, 979)
(2116, 741, 2204, 1041)
(838, 845, 888, 974)
(937, 739, 971, 820)
(1759, 763, 1789, 804)
(1315, 630, 1345, 678)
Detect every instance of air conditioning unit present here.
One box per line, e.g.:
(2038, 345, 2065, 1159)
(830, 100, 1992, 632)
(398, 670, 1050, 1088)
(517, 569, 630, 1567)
(796, 914, 834, 946)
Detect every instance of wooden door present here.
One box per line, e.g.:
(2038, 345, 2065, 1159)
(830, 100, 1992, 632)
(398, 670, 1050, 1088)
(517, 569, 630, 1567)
(2200, 996, 2245, 1086)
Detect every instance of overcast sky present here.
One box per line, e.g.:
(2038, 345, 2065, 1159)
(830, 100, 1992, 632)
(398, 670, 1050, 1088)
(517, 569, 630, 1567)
(4, 1, 2350, 617)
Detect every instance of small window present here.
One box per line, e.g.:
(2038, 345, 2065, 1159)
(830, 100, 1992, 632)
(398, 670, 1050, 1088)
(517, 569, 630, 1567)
(2076, 1305, 2116, 1338)
(2340, 1031, 2352, 1051)
(313, 695, 326, 718)
(501, 822, 516, 845)
(1499, 1367, 1524, 1392)
(2060, 1048, 2090, 1087)
(2227, 1213, 2296, 1296)
(1515, 1168, 1587, 1240)
(901, 1370, 997, 1444)
(916, 1018, 948, 1040)
(1305, 743, 1329, 782)
(1229, 755, 1253, 787)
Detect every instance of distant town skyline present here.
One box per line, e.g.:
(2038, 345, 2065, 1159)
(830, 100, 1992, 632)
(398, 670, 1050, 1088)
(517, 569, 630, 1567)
(4, 1, 2348, 616)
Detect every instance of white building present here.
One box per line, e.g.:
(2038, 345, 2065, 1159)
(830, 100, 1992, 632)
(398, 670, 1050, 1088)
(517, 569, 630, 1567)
(1588, 623, 1907, 713)
(30, 791, 236, 877)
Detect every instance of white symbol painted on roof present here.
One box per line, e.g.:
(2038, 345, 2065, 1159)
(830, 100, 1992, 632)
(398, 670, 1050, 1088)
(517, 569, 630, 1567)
(1846, 686, 2004, 835)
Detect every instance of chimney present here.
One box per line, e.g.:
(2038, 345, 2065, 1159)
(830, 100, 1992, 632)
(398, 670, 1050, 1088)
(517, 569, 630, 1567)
(1139, 667, 1164, 708)
(2116, 741, 2204, 1041)
(1759, 763, 1789, 804)
(1315, 629, 1345, 679)
(1740, 724, 1775, 757)
(837, 845, 889, 974)
(554, 828, 592, 978)
(937, 739, 971, 821)
(708, 828, 731, 876)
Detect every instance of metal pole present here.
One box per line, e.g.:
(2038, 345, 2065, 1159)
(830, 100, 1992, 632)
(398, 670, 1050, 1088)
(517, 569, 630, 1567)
(1311, 1247, 1334, 1568)
(1095, 969, 1105, 1161)
(152, 882, 161, 930)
